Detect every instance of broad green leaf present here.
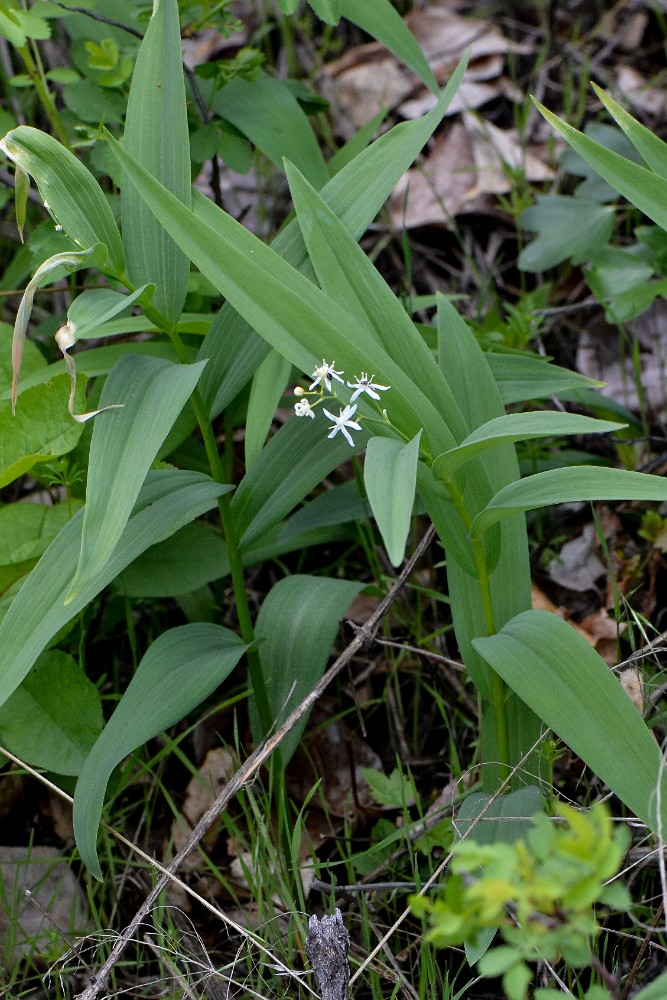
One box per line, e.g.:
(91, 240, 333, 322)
(364, 433, 420, 566)
(250, 576, 363, 763)
(472, 466, 667, 538)
(433, 412, 623, 481)
(106, 134, 453, 457)
(0, 650, 102, 775)
(121, 0, 190, 324)
(232, 410, 369, 548)
(473, 610, 667, 835)
(194, 58, 468, 417)
(66, 285, 153, 339)
(279, 480, 367, 541)
(66, 355, 207, 603)
(339, 0, 438, 94)
(0, 319, 47, 386)
(74, 623, 247, 877)
(0, 373, 86, 488)
(0, 500, 83, 567)
(535, 100, 667, 233)
(592, 84, 667, 179)
(116, 521, 227, 597)
(245, 349, 293, 468)
(308, 0, 340, 25)
(519, 195, 615, 271)
(0, 469, 231, 710)
(486, 353, 602, 405)
(0, 126, 125, 275)
(211, 72, 329, 190)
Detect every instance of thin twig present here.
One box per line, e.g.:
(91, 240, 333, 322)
(74, 525, 436, 999)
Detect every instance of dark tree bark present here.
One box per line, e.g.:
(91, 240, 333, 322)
(305, 910, 350, 1000)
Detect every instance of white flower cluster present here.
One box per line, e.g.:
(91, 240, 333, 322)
(293, 359, 390, 446)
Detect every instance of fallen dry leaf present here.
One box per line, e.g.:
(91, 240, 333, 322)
(548, 522, 607, 593)
(322, 2, 532, 130)
(615, 65, 667, 117)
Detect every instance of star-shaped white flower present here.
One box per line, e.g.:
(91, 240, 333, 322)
(322, 403, 362, 447)
(346, 372, 390, 402)
(294, 398, 315, 419)
(309, 359, 344, 392)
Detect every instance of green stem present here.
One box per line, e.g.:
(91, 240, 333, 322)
(446, 479, 511, 781)
(18, 44, 71, 150)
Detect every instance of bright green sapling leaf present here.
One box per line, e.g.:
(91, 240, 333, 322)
(74, 624, 248, 878)
(250, 576, 363, 764)
(0, 650, 102, 775)
(365, 433, 421, 566)
(474, 610, 667, 834)
(0, 127, 125, 275)
(121, 0, 190, 324)
(66, 355, 207, 603)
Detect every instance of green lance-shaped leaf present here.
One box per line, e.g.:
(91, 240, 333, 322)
(74, 624, 248, 878)
(250, 576, 363, 764)
(245, 349, 293, 468)
(0, 469, 231, 711)
(433, 412, 624, 481)
(212, 73, 329, 190)
(195, 57, 468, 417)
(471, 466, 667, 538)
(633, 971, 667, 1000)
(591, 83, 667, 179)
(535, 99, 667, 234)
(365, 432, 421, 566)
(486, 354, 602, 406)
(232, 408, 369, 549)
(65, 355, 207, 604)
(339, 0, 438, 94)
(0, 127, 125, 275)
(284, 160, 466, 446)
(473, 610, 667, 835)
(105, 132, 454, 458)
(121, 0, 190, 324)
